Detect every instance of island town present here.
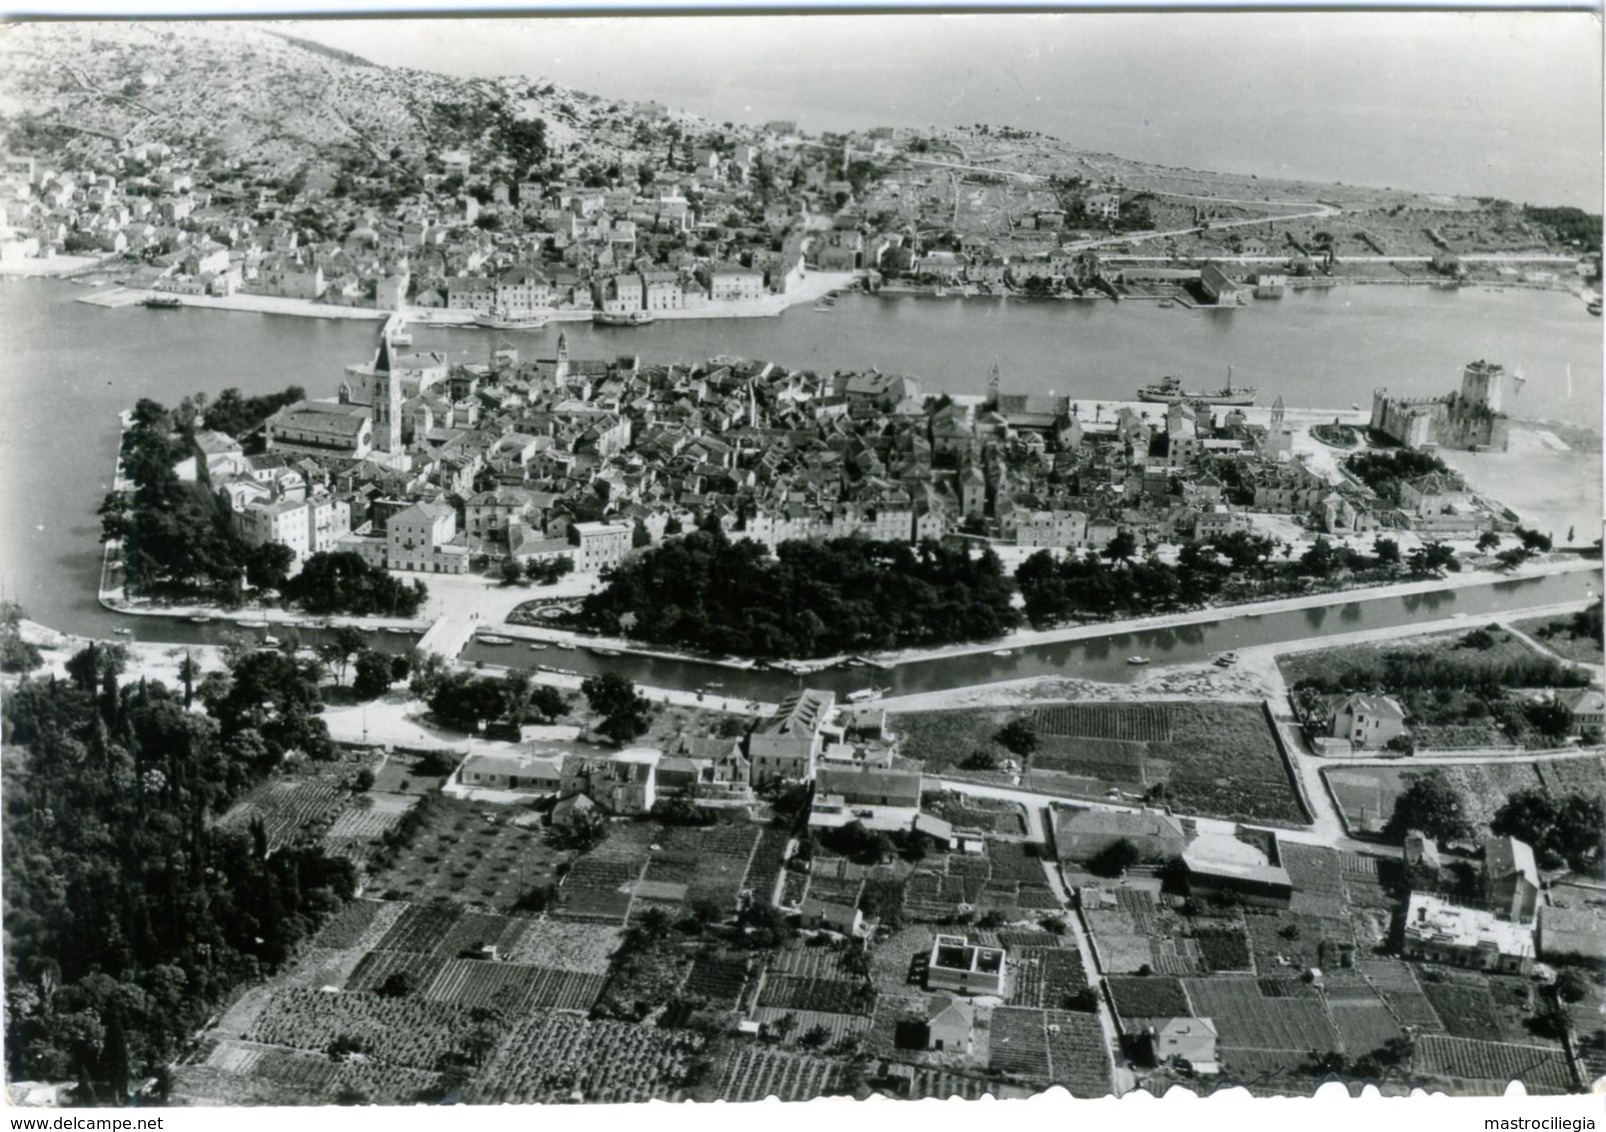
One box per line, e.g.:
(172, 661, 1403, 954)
(0, 17, 1602, 1116)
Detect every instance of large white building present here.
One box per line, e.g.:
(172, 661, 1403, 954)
(571, 521, 632, 574)
(237, 494, 351, 563)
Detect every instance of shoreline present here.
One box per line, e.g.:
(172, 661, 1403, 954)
(70, 270, 856, 325)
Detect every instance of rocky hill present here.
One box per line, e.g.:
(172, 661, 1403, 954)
(0, 21, 671, 175)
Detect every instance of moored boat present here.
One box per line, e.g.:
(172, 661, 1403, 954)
(529, 643, 548, 651)
(238, 619, 268, 628)
(1137, 368, 1256, 406)
(475, 307, 549, 331)
(112, 626, 132, 635)
(593, 309, 656, 327)
(846, 687, 884, 704)
(1126, 655, 1151, 666)
(590, 646, 623, 657)
(140, 295, 182, 309)
(477, 634, 514, 645)
(189, 614, 213, 624)
(991, 648, 1014, 657)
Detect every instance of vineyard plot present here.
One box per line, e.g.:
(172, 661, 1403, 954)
(469, 1011, 703, 1105)
(714, 1048, 842, 1103)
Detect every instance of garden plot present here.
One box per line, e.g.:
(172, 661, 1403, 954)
(682, 954, 750, 1009)
(771, 946, 860, 981)
(901, 1068, 1003, 1100)
(345, 950, 442, 994)
(322, 792, 417, 851)
(987, 1006, 1053, 1079)
(498, 918, 622, 974)
(744, 827, 792, 901)
(1007, 948, 1088, 1009)
(1414, 1034, 1577, 1095)
(758, 974, 876, 1015)
(426, 959, 606, 1013)
(921, 791, 1028, 836)
(1025, 702, 1303, 825)
(1044, 1010, 1114, 1097)
(1324, 982, 1404, 1056)
(714, 1047, 843, 1102)
(1420, 976, 1503, 1039)
(469, 1011, 703, 1105)
(1181, 977, 1340, 1057)
(751, 1007, 874, 1045)
(245, 987, 493, 1072)
(1356, 959, 1444, 1031)
(372, 903, 460, 954)
(1082, 909, 1155, 974)
(311, 898, 400, 951)
(219, 777, 350, 853)
(174, 1041, 444, 1106)
(1106, 976, 1192, 1030)
(368, 799, 569, 909)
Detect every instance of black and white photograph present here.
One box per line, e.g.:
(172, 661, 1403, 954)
(0, 7, 1601, 1113)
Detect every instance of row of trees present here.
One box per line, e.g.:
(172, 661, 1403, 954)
(579, 529, 1019, 658)
(3, 643, 357, 1100)
(1014, 530, 1442, 629)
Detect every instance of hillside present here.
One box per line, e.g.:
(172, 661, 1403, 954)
(0, 21, 671, 175)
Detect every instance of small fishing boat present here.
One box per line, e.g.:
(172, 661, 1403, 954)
(591, 646, 623, 657)
(991, 649, 1014, 658)
(706, 681, 724, 689)
(844, 659, 865, 669)
(384, 626, 412, 635)
(189, 614, 213, 624)
(1126, 655, 1151, 666)
(140, 295, 182, 309)
(112, 626, 132, 636)
(554, 641, 576, 650)
(238, 619, 269, 628)
(477, 634, 514, 646)
(846, 687, 884, 704)
(529, 643, 549, 651)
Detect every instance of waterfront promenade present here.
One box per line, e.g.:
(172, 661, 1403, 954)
(72, 269, 854, 324)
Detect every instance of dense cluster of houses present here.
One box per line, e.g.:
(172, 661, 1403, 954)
(204, 318, 1519, 592)
(2, 115, 1159, 311)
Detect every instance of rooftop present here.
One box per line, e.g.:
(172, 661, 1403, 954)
(1405, 892, 1534, 959)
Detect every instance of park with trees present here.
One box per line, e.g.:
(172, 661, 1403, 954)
(578, 528, 1018, 658)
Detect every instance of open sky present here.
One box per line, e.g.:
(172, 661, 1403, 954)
(283, 12, 1603, 210)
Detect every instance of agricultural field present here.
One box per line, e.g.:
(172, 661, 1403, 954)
(1106, 975, 1192, 1028)
(243, 987, 493, 1073)
(902, 841, 1059, 922)
(367, 798, 569, 910)
(322, 792, 418, 860)
(1413, 1034, 1578, 1095)
(1354, 959, 1445, 1032)
(1082, 889, 1252, 977)
(1181, 977, 1341, 1061)
(1322, 972, 1404, 1057)
(683, 954, 752, 1009)
(218, 774, 354, 853)
(1043, 1009, 1114, 1097)
(1007, 947, 1090, 1009)
(987, 1006, 1053, 1079)
(173, 1039, 444, 1105)
(711, 1047, 844, 1102)
(468, 1011, 706, 1104)
(1025, 701, 1304, 825)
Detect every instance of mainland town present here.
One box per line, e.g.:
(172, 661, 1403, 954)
(1, 19, 1604, 1112)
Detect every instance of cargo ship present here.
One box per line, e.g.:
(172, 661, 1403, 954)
(1137, 368, 1256, 406)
